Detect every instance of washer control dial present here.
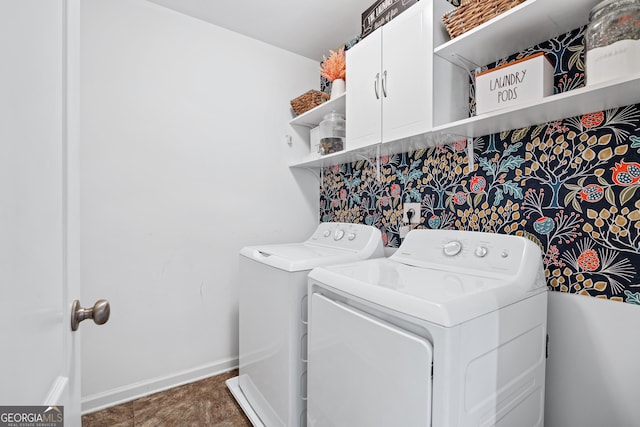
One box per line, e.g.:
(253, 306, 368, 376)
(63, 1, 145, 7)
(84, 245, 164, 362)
(323, 230, 331, 238)
(334, 229, 345, 241)
(474, 246, 488, 258)
(348, 232, 357, 241)
(443, 240, 462, 256)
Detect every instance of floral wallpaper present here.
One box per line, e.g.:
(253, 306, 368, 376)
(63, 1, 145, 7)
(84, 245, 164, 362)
(319, 24, 640, 305)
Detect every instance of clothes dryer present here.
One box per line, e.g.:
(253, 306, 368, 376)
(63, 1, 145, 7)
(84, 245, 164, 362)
(307, 229, 547, 427)
(227, 222, 384, 427)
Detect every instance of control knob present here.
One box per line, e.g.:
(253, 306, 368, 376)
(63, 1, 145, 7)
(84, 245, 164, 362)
(474, 246, 488, 258)
(348, 232, 357, 241)
(334, 229, 345, 241)
(443, 240, 462, 256)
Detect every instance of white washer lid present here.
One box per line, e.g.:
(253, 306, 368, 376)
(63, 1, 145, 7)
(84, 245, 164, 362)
(308, 256, 546, 327)
(240, 243, 357, 272)
(239, 222, 384, 272)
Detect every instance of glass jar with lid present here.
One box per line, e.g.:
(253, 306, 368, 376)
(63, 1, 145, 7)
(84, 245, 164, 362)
(319, 111, 345, 155)
(585, 0, 640, 85)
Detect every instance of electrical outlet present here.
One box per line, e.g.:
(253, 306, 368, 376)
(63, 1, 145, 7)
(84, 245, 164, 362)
(403, 203, 421, 224)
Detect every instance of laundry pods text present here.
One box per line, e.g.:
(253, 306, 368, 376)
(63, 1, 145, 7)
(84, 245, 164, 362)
(475, 53, 554, 115)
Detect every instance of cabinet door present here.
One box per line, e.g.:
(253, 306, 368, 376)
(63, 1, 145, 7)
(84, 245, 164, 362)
(346, 29, 382, 150)
(381, 2, 433, 144)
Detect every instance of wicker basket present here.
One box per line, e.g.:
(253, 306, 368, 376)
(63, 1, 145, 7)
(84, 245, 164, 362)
(290, 90, 330, 116)
(442, 0, 526, 39)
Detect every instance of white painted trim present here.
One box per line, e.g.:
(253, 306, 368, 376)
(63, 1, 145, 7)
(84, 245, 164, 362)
(81, 357, 238, 415)
(226, 376, 264, 427)
(64, 1, 82, 424)
(43, 376, 69, 406)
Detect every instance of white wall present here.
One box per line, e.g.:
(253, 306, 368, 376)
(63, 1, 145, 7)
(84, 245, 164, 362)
(545, 292, 640, 427)
(79, 0, 320, 412)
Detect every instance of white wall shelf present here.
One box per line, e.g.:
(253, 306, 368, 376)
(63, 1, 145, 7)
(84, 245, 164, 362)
(289, 92, 345, 128)
(433, 73, 640, 138)
(434, 0, 599, 67)
(290, 74, 640, 168)
(289, 144, 378, 169)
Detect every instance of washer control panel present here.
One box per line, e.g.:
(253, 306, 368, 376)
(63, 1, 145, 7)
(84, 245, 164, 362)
(440, 239, 511, 261)
(307, 222, 383, 252)
(394, 229, 534, 275)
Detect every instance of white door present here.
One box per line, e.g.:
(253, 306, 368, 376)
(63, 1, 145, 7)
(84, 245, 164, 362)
(345, 30, 382, 150)
(381, 1, 434, 144)
(0, 1, 82, 425)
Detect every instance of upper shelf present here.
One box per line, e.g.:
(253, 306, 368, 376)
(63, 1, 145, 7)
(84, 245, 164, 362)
(289, 143, 378, 169)
(434, 0, 599, 67)
(288, 92, 346, 128)
(290, 73, 640, 168)
(433, 73, 640, 138)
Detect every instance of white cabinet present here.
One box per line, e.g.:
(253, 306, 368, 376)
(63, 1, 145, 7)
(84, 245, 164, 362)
(289, 0, 640, 169)
(347, 0, 458, 149)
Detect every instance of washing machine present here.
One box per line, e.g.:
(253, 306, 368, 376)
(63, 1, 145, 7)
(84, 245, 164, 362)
(307, 229, 548, 427)
(226, 222, 384, 427)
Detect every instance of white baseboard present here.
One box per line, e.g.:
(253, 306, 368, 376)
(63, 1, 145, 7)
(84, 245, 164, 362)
(81, 357, 238, 415)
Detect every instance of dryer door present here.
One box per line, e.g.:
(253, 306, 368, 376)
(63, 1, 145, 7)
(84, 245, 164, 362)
(308, 293, 433, 427)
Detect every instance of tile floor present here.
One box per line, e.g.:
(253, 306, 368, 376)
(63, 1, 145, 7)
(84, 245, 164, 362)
(82, 369, 251, 427)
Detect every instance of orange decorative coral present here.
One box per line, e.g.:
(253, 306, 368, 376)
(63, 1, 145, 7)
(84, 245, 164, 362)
(320, 47, 346, 82)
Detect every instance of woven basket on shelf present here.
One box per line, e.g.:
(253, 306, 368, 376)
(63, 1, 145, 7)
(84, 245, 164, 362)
(442, 0, 526, 39)
(290, 90, 330, 116)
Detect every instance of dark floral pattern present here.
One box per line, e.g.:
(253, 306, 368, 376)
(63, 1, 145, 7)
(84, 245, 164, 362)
(320, 25, 640, 305)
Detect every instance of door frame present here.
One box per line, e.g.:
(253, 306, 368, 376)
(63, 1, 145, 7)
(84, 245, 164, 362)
(61, 0, 82, 423)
